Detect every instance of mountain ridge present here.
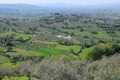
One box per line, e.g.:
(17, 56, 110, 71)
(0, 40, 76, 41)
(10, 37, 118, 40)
(0, 3, 120, 9)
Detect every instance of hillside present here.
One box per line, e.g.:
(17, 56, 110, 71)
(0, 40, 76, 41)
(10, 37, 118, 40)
(0, 6, 120, 80)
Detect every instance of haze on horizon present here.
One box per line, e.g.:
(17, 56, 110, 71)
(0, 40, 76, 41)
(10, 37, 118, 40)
(0, 0, 120, 5)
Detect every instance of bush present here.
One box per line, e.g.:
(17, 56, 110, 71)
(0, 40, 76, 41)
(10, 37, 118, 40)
(6, 46, 13, 52)
(13, 54, 120, 80)
(79, 43, 120, 61)
(58, 40, 73, 45)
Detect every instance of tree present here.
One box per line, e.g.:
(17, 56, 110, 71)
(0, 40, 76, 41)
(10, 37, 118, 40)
(6, 46, 13, 52)
(80, 43, 120, 61)
(0, 67, 13, 80)
(14, 61, 34, 80)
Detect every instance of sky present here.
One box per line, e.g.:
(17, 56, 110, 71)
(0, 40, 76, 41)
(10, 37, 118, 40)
(0, 0, 120, 5)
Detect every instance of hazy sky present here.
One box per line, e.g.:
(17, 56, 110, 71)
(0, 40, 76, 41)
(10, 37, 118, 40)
(0, 0, 120, 5)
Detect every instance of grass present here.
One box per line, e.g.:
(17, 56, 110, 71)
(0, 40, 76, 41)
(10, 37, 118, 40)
(116, 31, 120, 37)
(2, 76, 36, 80)
(0, 55, 10, 63)
(55, 45, 81, 53)
(0, 46, 8, 53)
(79, 47, 93, 61)
(38, 47, 69, 56)
(31, 40, 57, 44)
(7, 48, 41, 56)
(8, 46, 69, 57)
(0, 31, 32, 40)
(0, 63, 14, 68)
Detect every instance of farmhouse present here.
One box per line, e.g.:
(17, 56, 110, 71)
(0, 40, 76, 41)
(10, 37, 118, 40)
(56, 34, 72, 40)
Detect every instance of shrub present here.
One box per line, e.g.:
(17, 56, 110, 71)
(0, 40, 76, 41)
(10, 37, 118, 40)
(2, 54, 120, 80)
(79, 43, 120, 61)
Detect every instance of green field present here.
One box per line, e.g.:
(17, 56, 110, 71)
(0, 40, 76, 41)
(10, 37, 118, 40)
(55, 45, 81, 53)
(0, 31, 32, 40)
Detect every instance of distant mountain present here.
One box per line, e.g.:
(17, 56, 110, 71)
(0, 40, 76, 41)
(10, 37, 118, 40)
(0, 3, 120, 9)
(0, 4, 50, 16)
(0, 4, 79, 16)
(0, 4, 39, 9)
(87, 4, 120, 9)
(36, 3, 120, 9)
(0, 3, 120, 17)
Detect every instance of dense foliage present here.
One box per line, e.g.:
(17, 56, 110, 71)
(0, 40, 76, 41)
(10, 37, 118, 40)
(0, 54, 120, 80)
(80, 43, 120, 61)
